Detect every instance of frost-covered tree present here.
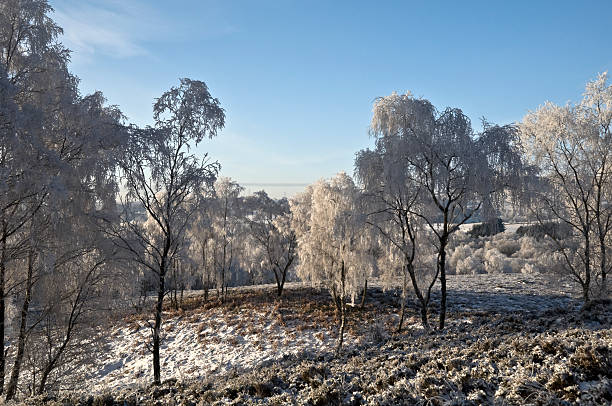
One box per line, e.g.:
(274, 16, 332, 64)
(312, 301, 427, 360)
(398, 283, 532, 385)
(208, 177, 244, 301)
(0, 0, 126, 396)
(291, 173, 373, 354)
(187, 197, 216, 301)
(356, 148, 432, 331)
(0, 1, 67, 391)
(520, 72, 612, 302)
(369, 92, 523, 329)
(0, 97, 124, 396)
(5, 92, 123, 397)
(244, 191, 296, 296)
(111, 79, 224, 385)
(29, 209, 121, 395)
(141, 204, 194, 311)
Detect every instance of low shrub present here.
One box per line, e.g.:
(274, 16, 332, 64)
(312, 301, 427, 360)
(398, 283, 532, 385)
(484, 251, 513, 274)
(456, 255, 486, 275)
(449, 233, 551, 275)
(495, 239, 521, 257)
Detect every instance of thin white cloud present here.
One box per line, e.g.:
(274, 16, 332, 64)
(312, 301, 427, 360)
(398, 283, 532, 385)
(51, 0, 155, 62)
(50, 0, 240, 64)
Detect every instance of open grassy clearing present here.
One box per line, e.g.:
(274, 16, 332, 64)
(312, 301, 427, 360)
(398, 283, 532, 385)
(12, 274, 610, 405)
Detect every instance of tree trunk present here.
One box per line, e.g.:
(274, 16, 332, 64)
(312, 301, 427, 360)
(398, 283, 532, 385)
(336, 299, 346, 356)
(602, 264, 608, 297)
(153, 261, 166, 385)
(360, 279, 367, 309)
(277, 264, 288, 298)
(276, 254, 293, 298)
(220, 241, 227, 303)
(0, 233, 7, 395)
(583, 235, 591, 304)
(37, 358, 52, 394)
(600, 236, 608, 296)
(202, 245, 209, 302)
(276, 279, 283, 297)
(38, 324, 73, 394)
(5, 248, 34, 401)
(330, 285, 342, 317)
(406, 262, 429, 329)
(180, 285, 184, 309)
(419, 299, 429, 329)
(438, 238, 448, 330)
(335, 261, 346, 356)
(274, 270, 283, 298)
(172, 261, 179, 310)
(204, 272, 209, 302)
(396, 273, 407, 333)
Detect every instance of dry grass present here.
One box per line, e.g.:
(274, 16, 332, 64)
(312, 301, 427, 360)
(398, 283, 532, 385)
(121, 286, 403, 346)
(18, 281, 612, 406)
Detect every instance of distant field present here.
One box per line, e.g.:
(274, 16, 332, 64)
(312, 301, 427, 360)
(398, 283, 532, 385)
(458, 222, 531, 234)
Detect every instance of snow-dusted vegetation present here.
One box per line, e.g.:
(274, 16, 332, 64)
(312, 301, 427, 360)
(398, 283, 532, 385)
(0, 0, 610, 404)
(20, 276, 612, 405)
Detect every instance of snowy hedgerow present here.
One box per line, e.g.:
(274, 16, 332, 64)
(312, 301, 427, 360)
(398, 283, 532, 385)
(448, 233, 551, 275)
(516, 222, 572, 240)
(507, 257, 527, 274)
(468, 218, 505, 238)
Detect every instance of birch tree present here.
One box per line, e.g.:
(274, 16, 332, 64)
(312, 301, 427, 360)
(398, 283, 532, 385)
(209, 177, 244, 301)
(30, 212, 120, 395)
(0, 1, 67, 390)
(520, 72, 612, 302)
(291, 173, 373, 354)
(187, 198, 216, 301)
(369, 92, 523, 329)
(112, 78, 224, 385)
(355, 148, 432, 331)
(3, 90, 123, 398)
(244, 191, 296, 296)
(0, 1, 127, 396)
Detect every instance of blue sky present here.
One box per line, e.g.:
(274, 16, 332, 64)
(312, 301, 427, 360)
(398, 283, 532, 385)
(50, 0, 612, 198)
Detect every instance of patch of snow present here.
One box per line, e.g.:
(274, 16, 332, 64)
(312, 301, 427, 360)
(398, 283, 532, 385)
(78, 303, 340, 395)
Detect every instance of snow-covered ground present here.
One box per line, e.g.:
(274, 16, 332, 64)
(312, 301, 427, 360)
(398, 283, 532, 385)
(73, 273, 581, 397)
(81, 298, 341, 395)
(440, 273, 577, 312)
